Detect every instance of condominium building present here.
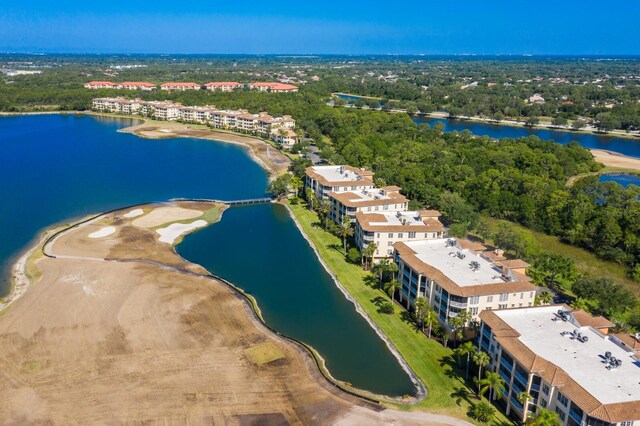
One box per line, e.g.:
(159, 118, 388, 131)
(160, 82, 201, 91)
(249, 82, 299, 93)
(304, 165, 375, 201)
(393, 238, 536, 327)
(478, 305, 640, 426)
(328, 186, 409, 224)
(204, 82, 243, 92)
(121, 81, 156, 90)
(355, 210, 446, 259)
(91, 97, 297, 148)
(84, 81, 122, 89)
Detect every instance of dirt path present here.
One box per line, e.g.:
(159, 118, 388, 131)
(1, 202, 471, 425)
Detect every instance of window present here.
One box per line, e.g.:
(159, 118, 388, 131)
(383, 204, 389, 210)
(409, 231, 416, 238)
(486, 307, 492, 311)
(387, 241, 393, 246)
(469, 296, 479, 305)
(486, 295, 493, 303)
(374, 206, 379, 211)
(367, 207, 371, 211)
(558, 392, 568, 407)
(542, 384, 549, 395)
(541, 399, 547, 408)
(555, 407, 566, 421)
(470, 307, 478, 315)
(499, 293, 508, 302)
(398, 233, 403, 238)
(498, 304, 507, 309)
(520, 293, 524, 299)
(388, 233, 393, 238)
(620, 422, 633, 426)
(377, 233, 380, 238)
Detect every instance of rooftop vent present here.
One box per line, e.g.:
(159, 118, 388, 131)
(446, 239, 456, 247)
(470, 261, 480, 272)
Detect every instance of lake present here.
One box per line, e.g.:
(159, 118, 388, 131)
(599, 173, 640, 187)
(0, 113, 415, 397)
(413, 117, 640, 158)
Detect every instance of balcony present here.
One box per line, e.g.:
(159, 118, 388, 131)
(363, 234, 375, 242)
(499, 357, 513, 371)
(449, 300, 468, 309)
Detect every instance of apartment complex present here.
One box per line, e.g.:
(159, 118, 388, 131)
(249, 82, 299, 92)
(92, 97, 297, 148)
(121, 82, 156, 90)
(479, 306, 639, 425)
(355, 210, 446, 259)
(304, 165, 375, 201)
(85, 81, 123, 89)
(160, 82, 201, 91)
(328, 186, 408, 224)
(204, 82, 243, 92)
(393, 238, 536, 328)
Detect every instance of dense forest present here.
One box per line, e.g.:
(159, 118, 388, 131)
(3, 54, 640, 327)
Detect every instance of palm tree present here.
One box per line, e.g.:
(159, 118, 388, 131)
(384, 279, 401, 304)
(339, 219, 353, 254)
(305, 187, 316, 211)
(318, 199, 331, 229)
(473, 351, 490, 395)
(480, 371, 506, 401)
(526, 408, 561, 426)
(517, 392, 534, 423)
(570, 297, 589, 311)
(362, 243, 377, 270)
(459, 341, 476, 381)
(535, 290, 553, 306)
(470, 401, 496, 423)
(414, 296, 428, 331)
(290, 176, 303, 198)
(386, 261, 398, 280)
(424, 306, 437, 338)
(372, 258, 389, 288)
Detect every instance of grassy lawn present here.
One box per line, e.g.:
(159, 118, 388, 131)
(289, 202, 513, 425)
(481, 217, 639, 296)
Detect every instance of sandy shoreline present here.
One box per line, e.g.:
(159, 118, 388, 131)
(590, 149, 640, 171)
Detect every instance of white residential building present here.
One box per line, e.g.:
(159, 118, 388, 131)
(304, 165, 375, 202)
(328, 186, 408, 224)
(479, 305, 639, 426)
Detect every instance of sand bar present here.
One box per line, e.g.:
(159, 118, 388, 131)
(591, 149, 640, 171)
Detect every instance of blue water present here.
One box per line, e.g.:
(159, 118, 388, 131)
(0, 113, 414, 397)
(599, 174, 640, 187)
(414, 117, 640, 159)
(0, 114, 268, 292)
(178, 203, 415, 396)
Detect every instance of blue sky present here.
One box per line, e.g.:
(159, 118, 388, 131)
(2, 1, 639, 54)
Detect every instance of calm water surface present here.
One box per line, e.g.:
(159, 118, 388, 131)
(0, 114, 414, 397)
(599, 174, 640, 187)
(414, 117, 640, 158)
(178, 204, 415, 395)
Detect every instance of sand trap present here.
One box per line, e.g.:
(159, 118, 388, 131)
(88, 226, 116, 239)
(132, 207, 203, 228)
(156, 220, 208, 244)
(123, 208, 144, 218)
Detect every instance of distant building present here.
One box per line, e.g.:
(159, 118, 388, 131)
(120, 82, 156, 90)
(84, 81, 122, 89)
(478, 305, 640, 425)
(204, 82, 243, 92)
(249, 82, 299, 93)
(528, 94, 545, 104)
(393, 238, 536, 330)
(355, 210, 446, 260)
(91, 97, 296, 146)
(304, 165, 375, 201)
(160, 82, 201, 91)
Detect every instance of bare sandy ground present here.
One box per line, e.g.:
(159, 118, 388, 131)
(119, 121, 291, 176)
(0, 202, 471, 425)
(157, 219, 208, 244)
(132, 206, 203, 228)
(591, 149, 640, 171)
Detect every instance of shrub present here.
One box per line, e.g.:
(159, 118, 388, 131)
(346, 247, 361, 264)
(379, 302, 395, 314)
(469, 401, 495, 423)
